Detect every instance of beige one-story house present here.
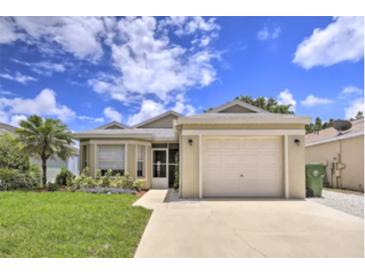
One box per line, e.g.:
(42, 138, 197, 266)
(305, 118, 364, 192)
(73, 99, 311, 199)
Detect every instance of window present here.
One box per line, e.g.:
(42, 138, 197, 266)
(82, 145, 88, 169)
(98, 145, 125, 175)
(137, 145, 145, 177)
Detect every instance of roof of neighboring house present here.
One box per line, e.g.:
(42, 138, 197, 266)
(305, 119, 364, 147)
(0, 122, 17, 133)
(175, 113, 311, 125)
(73, 128, 177, 141)
(97, 121, 130, 129)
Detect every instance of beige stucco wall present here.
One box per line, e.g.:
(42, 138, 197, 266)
(306, 141, 339, 187)
(288, 135, 306, 198)
(127, 144, 136, 177)
(145, 146, 152, 189)
(341, 136, 364, 191)
(306, 136, 364, 192)
(181, 135, 200, 198)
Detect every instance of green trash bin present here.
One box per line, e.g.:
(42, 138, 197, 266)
(306, 163, 326, 197)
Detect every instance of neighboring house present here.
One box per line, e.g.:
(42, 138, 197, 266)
(305, 119, 364, 192)
(0, 122, 79, 182)
(74, 99, 310, 199)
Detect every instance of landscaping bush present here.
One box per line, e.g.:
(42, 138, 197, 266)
(0, 168, 39, 191)
(67, 167, 144, 194)
(47, 183, 59, 192)
(55, 167, 75, 186)
(133, 179, 145, 192)
(0, 133, 41, 191)
(0, 133, 31, 171)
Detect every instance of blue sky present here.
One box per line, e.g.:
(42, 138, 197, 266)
(0, 16, 363, 131)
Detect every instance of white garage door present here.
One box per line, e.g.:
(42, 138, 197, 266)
(203, 136, 283, 197)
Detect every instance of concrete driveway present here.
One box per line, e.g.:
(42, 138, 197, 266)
(134, 190, 364, 258)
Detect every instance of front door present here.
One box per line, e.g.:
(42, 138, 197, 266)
(152, 148, 168, 188)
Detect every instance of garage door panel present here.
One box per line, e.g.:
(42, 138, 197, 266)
(203, 136, 283, 197)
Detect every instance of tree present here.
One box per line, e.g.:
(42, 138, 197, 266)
(355, 111, 364, 120)
(16, 115, 74, 187)
(235, 95, 294, 114)
(0, 133, 40, 190)
(314, 117, 322, 132)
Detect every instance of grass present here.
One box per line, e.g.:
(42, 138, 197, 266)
(0, 191, 151, 257)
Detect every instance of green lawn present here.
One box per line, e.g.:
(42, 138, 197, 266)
(0, 192, 151, 257)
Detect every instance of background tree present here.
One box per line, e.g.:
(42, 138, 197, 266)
(355, 111, 364, 120)
(234, 95, 295, 114)
(16, 115, 74, 187)
(0, 133, 40, 190)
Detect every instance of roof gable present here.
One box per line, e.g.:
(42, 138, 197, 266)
(207, 99, 268, 114)
(134, 111, 182, 128)
(97, 121, 129, 130)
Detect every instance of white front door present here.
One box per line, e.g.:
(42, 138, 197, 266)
(152, 148, 168, 189)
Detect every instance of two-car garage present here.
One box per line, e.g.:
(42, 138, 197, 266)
(202, 136, 284, 198)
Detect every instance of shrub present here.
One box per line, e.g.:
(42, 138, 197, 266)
(0, 134, 41, 191)
(0, 133, 31, 171)
(0, 168, 38, 191)
(68, 167, 96, 191)
(101, 169, 113, 187)
(55, 167, 75, 186)
(121, 172, 134, 189)
(48, 183, 59, 192)
(133, 179, 145, 191)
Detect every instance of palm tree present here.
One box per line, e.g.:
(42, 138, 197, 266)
(16, 115, 74, 187)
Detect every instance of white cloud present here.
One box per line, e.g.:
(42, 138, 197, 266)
(89, 16, 218, 102)
(341, 85, 363, 95)
(0, 71, 37, 84)
(103, 107, 122, 122)
(127, 99, 166, 126)
(301, 94, 333, 107)
(78, 115, 105, 123)
(257, 26, 281, 41)
(0, 88, 75, 121)
(0, 90, 15, 96)
(126, 94, 196, 126)
(345, 97, 364, 119)
(12, 58, 66, 76)
(277, 89, 296, 111)
(293, 17, 364, 69)
(9, 114, 27, 127)
(172, 94, 196, 116)
(162, 16, 220, 36)
(1, 17, 113, 61)
(0, 17, 23, 44)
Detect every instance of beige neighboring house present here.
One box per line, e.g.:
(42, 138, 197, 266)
(0, 122, 79, 182)
(305, 119, 364, 192)
(74, 99, 311, 199)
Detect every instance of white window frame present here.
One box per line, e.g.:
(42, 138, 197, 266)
(135, 144, 147, 178)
